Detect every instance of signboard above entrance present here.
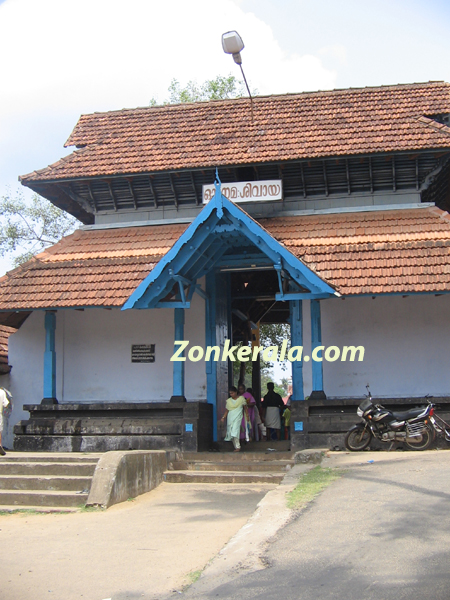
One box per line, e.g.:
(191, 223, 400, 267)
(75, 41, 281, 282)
(202, 180, 283, 204)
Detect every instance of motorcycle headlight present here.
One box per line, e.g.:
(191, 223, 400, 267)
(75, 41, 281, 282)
(357, 408, 364, 417)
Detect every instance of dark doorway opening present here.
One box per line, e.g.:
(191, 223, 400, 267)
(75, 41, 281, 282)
(228, 269, 291, 405)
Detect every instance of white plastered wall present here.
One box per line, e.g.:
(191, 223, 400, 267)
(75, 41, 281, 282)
(319, 294, 450, 399)
(4, 292, 207, 447)
(5, 291, 450, 446)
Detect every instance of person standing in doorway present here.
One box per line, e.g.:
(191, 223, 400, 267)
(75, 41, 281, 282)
(282, 403, 291, 440)
(261, 382, 284, 441)
(221, 386, 249, 452)
(238, 384, 259, 442)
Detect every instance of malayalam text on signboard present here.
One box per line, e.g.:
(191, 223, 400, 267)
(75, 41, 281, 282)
(202, 180, 283, 204)
(131, 344, 155, 363)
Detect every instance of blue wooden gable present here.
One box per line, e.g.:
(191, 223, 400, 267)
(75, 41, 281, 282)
(122, 175, 338, 310)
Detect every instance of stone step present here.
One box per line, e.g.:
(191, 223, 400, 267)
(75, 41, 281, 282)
(0, 453, 101, 463)
(13, 434, 181, 453)
(163, 470, 285, 484)
(0, 461, 97, 476)
(0, 489, 89, 507)
(171, 460, 293, 472)
(182, 451, 293, 462)
(16, 418, 182, 436)
(0, 505, 80, 513)
(0, 475, 92, 492)
(216, 441, 291, 452)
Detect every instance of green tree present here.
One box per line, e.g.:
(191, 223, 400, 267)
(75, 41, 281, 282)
(260, 323, 290, 350)
(0, 191, 79, 266)
(150, 74, 254, 105)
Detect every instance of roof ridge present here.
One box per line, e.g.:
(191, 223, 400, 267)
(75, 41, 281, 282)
(23, 80, 450, 188)
(65, 81, 450, 122)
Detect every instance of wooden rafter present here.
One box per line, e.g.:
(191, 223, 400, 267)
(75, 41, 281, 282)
(126, 178, 138, 210)
(322, 161, 329, 197)
(148, 176, 158, 208)
(169, 173, 178, 209)
(106, 180, 118, 211)
(392, 156, 396, 192)
(416, 156, 420, 190)
(190, 172, 199, 206)
(300, 162, 307, 198)
(346, 159, 351, 194)
(58, 183, 95, 215)
(87, 182, 98, 213)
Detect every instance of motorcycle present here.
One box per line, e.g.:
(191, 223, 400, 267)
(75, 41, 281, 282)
(345, 386, 435, 451)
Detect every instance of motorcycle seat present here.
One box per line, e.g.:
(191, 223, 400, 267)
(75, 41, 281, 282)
(391, 408, 426, 421)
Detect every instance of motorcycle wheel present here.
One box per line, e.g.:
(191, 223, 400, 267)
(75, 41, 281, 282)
(404, 423, 435, 451)
(344, 425, 372, 451)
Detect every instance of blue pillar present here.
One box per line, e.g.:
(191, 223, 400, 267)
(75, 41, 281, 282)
(170, 308, 186, 402)
(310, 299, 327, 400)
(42, 310, 58, 405)
(205, 272, 218, 441)
(290, 300, 304, 401)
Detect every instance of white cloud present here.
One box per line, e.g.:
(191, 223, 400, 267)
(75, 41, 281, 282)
(319, 44, 348, 67)
(0, 0, 335, 117)
(0, 0, 336, 190)
(0, 0, 336, 276)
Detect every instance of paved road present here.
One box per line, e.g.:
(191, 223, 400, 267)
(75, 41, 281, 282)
(186, 450, 450, 600)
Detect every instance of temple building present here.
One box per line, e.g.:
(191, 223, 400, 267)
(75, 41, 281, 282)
(2, 81, 450, 451)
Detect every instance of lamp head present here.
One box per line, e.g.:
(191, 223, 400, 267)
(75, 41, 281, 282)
(222, 30, 244, 65)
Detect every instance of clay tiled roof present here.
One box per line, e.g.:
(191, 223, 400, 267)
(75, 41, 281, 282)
(0, 223, 188, 309)
(21, 82, 450, 183)
(0, 325, 15, 374)
(0, 206, 449, 309)
(261, 206, 450, 295)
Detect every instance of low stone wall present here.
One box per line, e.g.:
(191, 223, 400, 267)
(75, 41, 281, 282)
(290, 397, 450, 451)
(14, 401, 213, 452)
(86, 450, 171, 509)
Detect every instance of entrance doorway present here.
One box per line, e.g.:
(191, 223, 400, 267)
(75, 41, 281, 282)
(228, 269, 292, 443)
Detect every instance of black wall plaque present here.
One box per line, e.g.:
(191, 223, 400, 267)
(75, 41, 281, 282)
(131, 344, 155, 363)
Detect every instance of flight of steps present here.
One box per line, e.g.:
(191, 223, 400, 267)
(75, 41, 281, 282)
(0, 453, 102, 512)
(164, 443, 294, 484)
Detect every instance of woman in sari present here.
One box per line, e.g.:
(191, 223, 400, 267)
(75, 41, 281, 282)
(221, 386, 249, 451)
(238, 384, 259, 442)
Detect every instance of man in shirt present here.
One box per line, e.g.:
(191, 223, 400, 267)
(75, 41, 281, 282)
(261, 382, 284, 441)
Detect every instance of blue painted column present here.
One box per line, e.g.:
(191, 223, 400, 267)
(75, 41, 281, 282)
(42, 310, 58, 405)
(290, 300, 304, 401)
(310, 299, 327, 400)
(170, 308, 186, 402)
(205, 272, 218, 440)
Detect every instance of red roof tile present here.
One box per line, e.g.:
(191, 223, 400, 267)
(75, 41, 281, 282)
(261, 206, 450, 295)
(0, 207, 449, 308)
(0, 223, 188, 309)
(21, 82, 450, 183)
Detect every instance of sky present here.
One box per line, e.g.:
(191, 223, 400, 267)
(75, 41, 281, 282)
(1, 0, 450, 228)
(1, 0, 450, 382)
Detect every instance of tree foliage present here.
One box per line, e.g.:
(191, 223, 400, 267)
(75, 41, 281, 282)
(260, 323, 290, 349)
(0, 192, 79, 266)
(150, 74, 252, 105)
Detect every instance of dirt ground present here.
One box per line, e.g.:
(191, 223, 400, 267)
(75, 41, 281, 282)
(0, 481, 276, 600)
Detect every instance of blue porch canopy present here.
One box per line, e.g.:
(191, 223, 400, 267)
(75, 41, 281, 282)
(122, 177, 338, 310)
